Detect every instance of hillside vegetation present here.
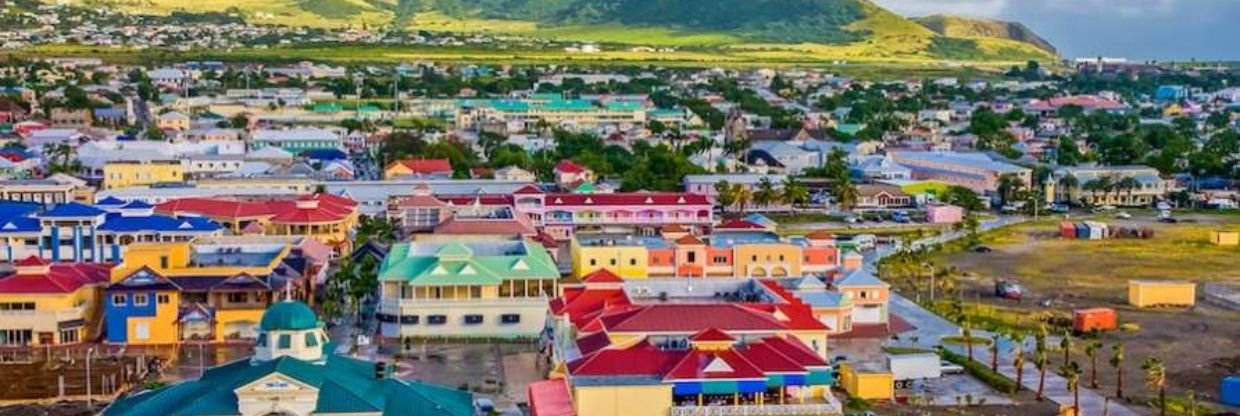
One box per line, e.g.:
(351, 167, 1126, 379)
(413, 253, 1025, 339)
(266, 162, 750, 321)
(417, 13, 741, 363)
(68, 0, 1058, 64)
(914, 14, 1057, 54)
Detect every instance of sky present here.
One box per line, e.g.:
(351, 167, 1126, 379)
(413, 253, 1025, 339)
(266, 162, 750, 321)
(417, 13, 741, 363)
(870, 0, 1240, 61)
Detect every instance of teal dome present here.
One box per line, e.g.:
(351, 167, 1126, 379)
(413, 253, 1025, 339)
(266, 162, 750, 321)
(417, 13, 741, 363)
(260, 301, 319, 331)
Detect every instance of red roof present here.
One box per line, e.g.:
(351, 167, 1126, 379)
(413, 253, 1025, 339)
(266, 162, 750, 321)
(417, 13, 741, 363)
(528, 379, 576, 416)
(513, 184, 545, 195)
(0, 262, 113, 294)
(544, 193, 711, 207)
(555, 160, 588, 174)
(757, 336, 829, 367)
(736, 341, 811, 372)
(396, 158, 453, 175)
(716, 219, 768, 230)
(575, 331, 614, 357)
(598, 304, 789, 333)
(156, 194, 356, 224)
(689, 328, 735, 342)
(567, 342, 684, 377)
(438, 195, 514, 206)
(580, 269, 624, 284)
(665, 350, 765, 381)
(15, 256, 48, 267)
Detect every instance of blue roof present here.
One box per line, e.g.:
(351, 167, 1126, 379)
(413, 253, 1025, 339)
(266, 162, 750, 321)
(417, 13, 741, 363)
(0, 217, 41, 233)
(96, 196, 127, 206)
(709, 231, 781, 248)
(836, 269, 888, 287)
(300, 149, 348, 161)
(40, 202, 105, 218)
(98, 214, 221, 233)
(122, 200, 154, 209)
(0, 201, 40, 223)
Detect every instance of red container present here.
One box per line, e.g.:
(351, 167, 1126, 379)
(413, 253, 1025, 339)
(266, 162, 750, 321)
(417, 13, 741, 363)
(1060, 222, 1076, 239)
(1073, 308, 1118, 333)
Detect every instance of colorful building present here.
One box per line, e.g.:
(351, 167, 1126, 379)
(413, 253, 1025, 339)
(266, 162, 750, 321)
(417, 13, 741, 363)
(889, 151, 1031, 194)
(376, 240, 560, 340)
(102, 301, 473, 416)
(249, 128, 343, 152)
(155, 193, 359, 251)
(834, 269, 891, 326)
(102, 160, 186, 190)
(104, 236, 326, 344)
(510, 186, 714, 240)
(0, 257, 112, 346)
(0, 200, 222, 263)
(569, 227, 841, 280)
(383, 158, 454, 179)
(1048, 165, 1168, 207)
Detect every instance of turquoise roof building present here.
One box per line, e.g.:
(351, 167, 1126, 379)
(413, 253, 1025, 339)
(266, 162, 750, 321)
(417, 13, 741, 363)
(103, 301, 473, 416)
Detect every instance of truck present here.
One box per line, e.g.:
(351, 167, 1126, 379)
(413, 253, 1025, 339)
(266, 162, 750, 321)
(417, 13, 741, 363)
(887, 353, 942, 389)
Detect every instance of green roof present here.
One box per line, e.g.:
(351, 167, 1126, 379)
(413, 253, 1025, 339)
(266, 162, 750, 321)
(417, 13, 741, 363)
(604, 101, 645, 112)
(103, 354, 473, 416)
(312, 103, 343, 113)
(357, 105, 380, 113)
(260, 301, 318, 331)
(378, 241, 559, 287)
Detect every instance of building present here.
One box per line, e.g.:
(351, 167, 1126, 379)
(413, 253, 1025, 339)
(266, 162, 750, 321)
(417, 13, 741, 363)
(512, 187, 714, 240)
(0, 257, 112, 346)
(156, 111, 191, 131)
(456, 98, 647, 133)
(683, 174, 789, 200)
(1048, 165, 1167, 207)
(1023, 95, 1130, 116)
(851, 156, 912, 181)
(855, 185, 914, 211)
(569, 228, 841, 280)
(494, 166, 538, 182)
(833, 269, 890, 326)
(155, 194, 359, 251)
(102, 301, 474, 416)
(49, 108, 92, 128)
(536, 276, 843, 416)
(104, 236, 326, 345)
(0, 200, 222, 263)
(554, 160, 595, 190)
(103, 160, 186, 190)
(383, 158, 454, 180)
(250, 128, 343, 153)
(0, 175, 93, 205)
(376, 240, 560, 340)
(889, 151, 1031, 194)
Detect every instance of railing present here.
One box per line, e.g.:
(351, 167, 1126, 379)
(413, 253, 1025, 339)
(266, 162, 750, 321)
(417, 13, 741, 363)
(670, 403, 843, 416)
(0, 306, 86, 320)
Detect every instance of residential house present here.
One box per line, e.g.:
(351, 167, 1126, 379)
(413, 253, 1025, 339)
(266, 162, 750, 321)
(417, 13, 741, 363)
(250, 128, 343, 153)
(1049, 165, 1168, 207)
(494, 166, 537, 182)
(0, 257, 112, 346)
(855, 185, 914, 210)
(832, 269, 890, 326)
(851, 156, 912, 181)
(554, 160, 594, 190)
(103, 160, 186, 190)
(157, 111, 191, 131)
(383, 158, 454, 180)
(376, 240, 560, 340)
(0, 200, 222, 263)
(49, 108, 93, 128)
(155, 194, 360, 251)
(0, 98, 28, 123)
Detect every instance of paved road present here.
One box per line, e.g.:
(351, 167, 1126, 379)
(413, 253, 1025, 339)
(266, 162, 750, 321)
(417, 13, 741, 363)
(872, 216, 1139, 416)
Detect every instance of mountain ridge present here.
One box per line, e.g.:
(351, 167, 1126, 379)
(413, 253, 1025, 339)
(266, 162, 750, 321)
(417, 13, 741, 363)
(913, 14, 1057, 55)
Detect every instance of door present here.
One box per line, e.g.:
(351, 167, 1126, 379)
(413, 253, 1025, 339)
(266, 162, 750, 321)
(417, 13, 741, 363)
(852, 305, 883, 324)
(135, 322, 150, 341)
(38, 332, 53, 345)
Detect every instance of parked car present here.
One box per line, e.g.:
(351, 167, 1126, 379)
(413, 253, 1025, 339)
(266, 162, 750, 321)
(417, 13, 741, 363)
(995, 280, 1024, 300)
(939, 361, 965, 375)
(474, 398, 496, 414)
(1047, 203, 1070, 213)
(1116, 211, 1132, 219)
(972, 245, 993, 253)
(1159, 217, 1178, 224)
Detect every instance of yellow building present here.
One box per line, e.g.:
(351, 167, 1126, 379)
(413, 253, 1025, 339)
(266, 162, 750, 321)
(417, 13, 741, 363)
(105, 237, 305, 344)
(103, 160, 185, 190)
(156, 111, 191, 131)
(1210, 231, 1239, 246)
(1128, 280, 1196, 308)
(0, 257, 112, 346)
(570, 239, 651, 279)
(839, 362, 894, 401)
(155, 194, 360, 252)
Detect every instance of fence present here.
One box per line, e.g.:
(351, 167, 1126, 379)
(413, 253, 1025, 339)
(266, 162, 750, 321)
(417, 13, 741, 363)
(0, 345, 175, 403)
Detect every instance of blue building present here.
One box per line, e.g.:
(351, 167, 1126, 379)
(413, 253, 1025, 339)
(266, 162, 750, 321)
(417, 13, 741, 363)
(1155, 85, 1189, 102)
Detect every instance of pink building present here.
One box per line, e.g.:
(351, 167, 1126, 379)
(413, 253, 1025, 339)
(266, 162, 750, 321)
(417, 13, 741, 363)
(512, 185, 714, 240)
(926, 204, 964, 224)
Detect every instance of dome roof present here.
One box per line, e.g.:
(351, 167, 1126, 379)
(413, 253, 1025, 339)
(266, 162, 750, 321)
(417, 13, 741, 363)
(259, 301, 318, 331)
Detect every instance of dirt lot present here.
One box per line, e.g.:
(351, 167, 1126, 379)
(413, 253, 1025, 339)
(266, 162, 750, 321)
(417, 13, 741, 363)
(934, 213, 1240, 414)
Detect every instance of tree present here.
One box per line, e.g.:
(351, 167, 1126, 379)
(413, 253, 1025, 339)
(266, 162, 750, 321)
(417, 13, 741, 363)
(355, 215, 398, 247)
(962, 319, 975, 362)
(1035, 325, 1049, 401)
(715, 180, 737, 212)
(1061, 361, 1084, 416)
(1060, 332, 1073, 366)
(753, 177, 779, 209)
(997, 173, 1026, 207)
(1143, 357, 1167, 416)
(1057, 137, 1082, 166)
(990, 332, 1002, 372)
(1085, 340, 1102, 389)
(780, 176, 810, 210)
(939, 186, 985, 212)
(832, 179, 860, 211)
(1012, 332, 1028, 392)
(731, 183, 753, 213)
(1111, 343, 1125, 399)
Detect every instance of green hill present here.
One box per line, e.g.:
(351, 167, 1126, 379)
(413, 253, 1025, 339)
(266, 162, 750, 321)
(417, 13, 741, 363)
(71, 0, 1059, 64)
(913, 14, 1057, 55)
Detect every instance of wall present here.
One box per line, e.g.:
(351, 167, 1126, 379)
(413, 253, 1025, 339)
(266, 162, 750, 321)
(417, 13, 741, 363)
(108, 290, 180, 344)
(573, 384, 672, 416)
(571, 244, 649, 279)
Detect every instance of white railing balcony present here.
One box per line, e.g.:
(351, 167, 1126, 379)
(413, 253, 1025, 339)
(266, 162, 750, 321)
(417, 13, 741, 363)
(670, 402, 843, 416)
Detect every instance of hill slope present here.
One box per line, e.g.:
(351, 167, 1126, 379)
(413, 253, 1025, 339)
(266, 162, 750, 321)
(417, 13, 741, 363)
(72, 0, 1058, 64)
(913, 14, 1057, 55)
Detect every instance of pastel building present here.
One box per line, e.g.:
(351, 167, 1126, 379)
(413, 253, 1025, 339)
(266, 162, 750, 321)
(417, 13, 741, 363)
(376, 240, 560, 340)
(102, 301, 473, 416)
(889, 151, 1031, 194)
(102, 160, 186, 190)
(569, 225, 841, 280)
(537, 275, 842, 416)
(104, 236, 327, 345)
(0, 257, 112, 346)
(155, 193, 359, 251)
(0, 200, 222, 263)
(249, 128, 343, 152)
(511, 186, 714, 240)
(1048, 165, 1168, 207)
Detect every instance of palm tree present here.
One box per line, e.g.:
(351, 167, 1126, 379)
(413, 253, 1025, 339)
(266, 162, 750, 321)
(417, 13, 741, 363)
(1035, 325, 1049, 401)
(962, 320, 975, 362)
(1061, 361, 1084, 416)
(1117, 177, 1141, 205)
(1111, 343, 1125, 399)
(780, 176, 810, 211)
(1143, 357, 1167, 416)
(1060, 332, 1073, 365)
(714, 180, 737, 213)
(732, 183, 753, 213)
(754, 177, 779, 209)
(990, 333, 1002, 372)
(1013, 332, 1028, 392)
(1085, 340, 1102, 389)
(832, 179, 860, 211)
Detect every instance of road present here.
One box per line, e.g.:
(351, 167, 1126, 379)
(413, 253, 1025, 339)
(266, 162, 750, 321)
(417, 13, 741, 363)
(869, 216, 1139, 416)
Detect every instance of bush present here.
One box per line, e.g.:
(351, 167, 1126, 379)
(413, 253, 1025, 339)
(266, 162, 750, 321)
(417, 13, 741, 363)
(939, 348, 1018, 394)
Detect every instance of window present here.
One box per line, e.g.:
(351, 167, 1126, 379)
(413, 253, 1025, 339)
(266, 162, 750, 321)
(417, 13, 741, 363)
(399, 315, 419, 325)
(133, 294, 149, 306)
(687, 252, 696, 263)
(135, 322, 150, 340)
(463, 315, 484, 325)
(0, 302, 34, 311)
(111, 294, 127, 306)
(779, 255, 785, 261)
(609, 258, 616, 266)
(305, 332, 319, 347)
(713, 256, 727, 264)
(278, 334, 291, 349)
(159, 256, 169, 269)
(0, 329, 32, 346)
(500, 314, 521, 324)
(470, 286, 482, 298)
(59, 328, 79, 344)
(257, 333, 268, 347)
(629, 258, 637, 266)
(227, 293, 249, 303)
(427, 315, 447, 325)
(157, 294, 170, 304)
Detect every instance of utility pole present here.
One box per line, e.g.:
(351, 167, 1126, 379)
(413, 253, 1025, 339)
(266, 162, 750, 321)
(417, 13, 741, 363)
(85, 347, 95, 410)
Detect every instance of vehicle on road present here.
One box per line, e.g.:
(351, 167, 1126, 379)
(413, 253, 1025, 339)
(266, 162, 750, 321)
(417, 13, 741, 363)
(995, 280, 1024, 300)
(939, 361, 964, 375)
(888, 353, 942, 389)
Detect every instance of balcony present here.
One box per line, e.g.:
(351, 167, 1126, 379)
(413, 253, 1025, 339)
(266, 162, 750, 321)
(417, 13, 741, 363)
(670, 403, 843, 416)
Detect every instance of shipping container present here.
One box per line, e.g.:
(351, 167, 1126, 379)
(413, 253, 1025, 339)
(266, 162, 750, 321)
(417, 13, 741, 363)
(1060, 222, 1076, 239)
(887, 353, 942, 389)
(1211, 231, 1239, 246)
(1075, 224, 1089, 239)
(1222, 376, 1240, 407)
(839, 362, 894, 401)
(1073, 308, 1117, 333)
(1128, 280, 1196, 308)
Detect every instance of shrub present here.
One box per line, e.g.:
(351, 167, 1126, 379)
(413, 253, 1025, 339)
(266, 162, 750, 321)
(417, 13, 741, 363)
(939, 347, 1018, 393)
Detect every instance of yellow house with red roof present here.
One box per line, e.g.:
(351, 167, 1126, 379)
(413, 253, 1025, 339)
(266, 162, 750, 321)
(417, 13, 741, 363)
(0, 257, 112, 346)
(155, 194, 359, 252)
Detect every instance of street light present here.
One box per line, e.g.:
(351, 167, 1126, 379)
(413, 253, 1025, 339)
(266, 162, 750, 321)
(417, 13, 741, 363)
(921, 262, 936, 303)
(85, 347, 95, 410)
